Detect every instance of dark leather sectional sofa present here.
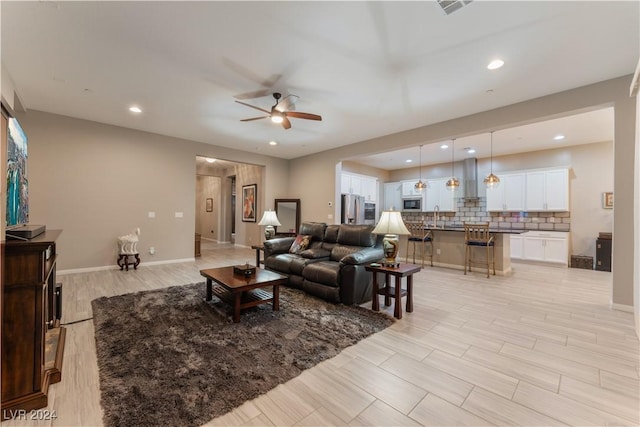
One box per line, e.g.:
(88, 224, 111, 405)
(262, 222, 384, 305)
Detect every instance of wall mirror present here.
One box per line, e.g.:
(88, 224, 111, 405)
(274, 198, 300, 236)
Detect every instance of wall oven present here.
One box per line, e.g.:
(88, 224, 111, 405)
(363, 202, 376, 224)
(402, 198, 422, 211)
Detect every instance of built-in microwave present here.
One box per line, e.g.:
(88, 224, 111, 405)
(402, 198, 422, 211)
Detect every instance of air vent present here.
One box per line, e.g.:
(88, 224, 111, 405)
(436, 0, 473, 15)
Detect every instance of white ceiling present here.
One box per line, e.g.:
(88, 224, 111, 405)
(1, 1, 637, 167)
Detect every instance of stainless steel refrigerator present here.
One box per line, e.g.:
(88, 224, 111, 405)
(341, 194, 365, 224)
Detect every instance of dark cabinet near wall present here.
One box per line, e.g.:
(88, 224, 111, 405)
(1, 230, 66, 419)
(596, 237, 612, 272)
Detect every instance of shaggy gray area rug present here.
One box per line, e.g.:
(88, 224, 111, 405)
(92, 282, 394, 427)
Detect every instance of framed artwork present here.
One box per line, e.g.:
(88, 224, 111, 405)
(205, 198, 213, 212)
(242, 184, 257, 222)
(603, 192, 613, 209)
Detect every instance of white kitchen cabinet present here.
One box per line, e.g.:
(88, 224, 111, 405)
(424, 178, 457, 212)
(344, 174, 362, 195)
(522, 231, 569, 265)
(525, 169, 569, 211)
(383, 182, 403, 211)
(510, 234, 524, 259)
(401, 180, 424, 198)
(486, 172, 525, 211)
(361, 178, 377, 201)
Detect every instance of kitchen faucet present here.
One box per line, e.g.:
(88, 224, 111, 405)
(433, 205, 440, 229)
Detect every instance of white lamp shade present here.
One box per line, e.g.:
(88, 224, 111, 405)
(258, 210, 281, 227)
(372, 210, 410, 236)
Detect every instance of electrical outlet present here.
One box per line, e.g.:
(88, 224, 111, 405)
(149, 246, 155, 255)
(436, 249, 441, 255)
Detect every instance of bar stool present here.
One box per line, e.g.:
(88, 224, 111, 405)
(405, 222, 433, 267)
(464, 222, 495, 278)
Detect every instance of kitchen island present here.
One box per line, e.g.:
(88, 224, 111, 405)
(402, 226, 524, 276)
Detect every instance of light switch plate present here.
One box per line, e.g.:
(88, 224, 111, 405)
(148, 211, 156, 218)
(175, 212, 183, 218)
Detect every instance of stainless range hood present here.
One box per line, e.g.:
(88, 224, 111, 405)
(462, 158, 479, 200)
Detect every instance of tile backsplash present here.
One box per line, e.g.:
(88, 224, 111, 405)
(401, 198, 570, 231)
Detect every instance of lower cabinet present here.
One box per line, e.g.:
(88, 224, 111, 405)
(522, 231, 569, 265)
(510, 234, 524, 259)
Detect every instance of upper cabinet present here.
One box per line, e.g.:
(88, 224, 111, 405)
(383, 182, 403, 211)
(401, 180, 423, 198)
(486, 172, 526, 212)
(424, 178, 457, 212)
(525, 168, 569, 211)
(342, 172, 377, 201)
(487, 167, 569, 212)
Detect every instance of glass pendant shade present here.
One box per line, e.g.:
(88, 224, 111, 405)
(484, 173, 500, 188)
(485, 131, 501, 189)
(446, 177, 460, 190)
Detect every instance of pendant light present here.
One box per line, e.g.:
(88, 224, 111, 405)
(445, 138, 460, 191)
(414, 144, 427, 192)
(484, 131, 500, 189)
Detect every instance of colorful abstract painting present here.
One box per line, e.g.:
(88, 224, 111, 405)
(6, 118, 28, 226)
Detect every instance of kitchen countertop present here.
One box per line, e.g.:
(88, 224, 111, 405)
(423, 226, 527, 234)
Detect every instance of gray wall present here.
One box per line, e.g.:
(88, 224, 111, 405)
(20, 110, 289, 271)
(287, 76, 636, 308)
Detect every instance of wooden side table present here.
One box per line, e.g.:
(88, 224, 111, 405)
(251, 245, 264, 267)
(365, 263, 422, 319)
(117, 253, 140, 271)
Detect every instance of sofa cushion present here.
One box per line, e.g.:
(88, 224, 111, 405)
(337, 224, 376, 247)
(289, 234, 311, 254)
(299, 222, 327, 242)
(330, 244, 361, 262)
(300, 248, 331, 259)
(301, 261, 341, 288)
(264, 253, 297, 274)
(322, 224, 341, 252)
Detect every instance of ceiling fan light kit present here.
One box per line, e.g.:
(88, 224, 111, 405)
(236, 92, 322, 130)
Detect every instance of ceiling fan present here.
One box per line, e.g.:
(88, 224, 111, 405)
(235, 93, 322, 130)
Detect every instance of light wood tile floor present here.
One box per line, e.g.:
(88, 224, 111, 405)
(4, 243, 638, 426)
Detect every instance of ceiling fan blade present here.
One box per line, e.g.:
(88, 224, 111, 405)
(234, 89, 272, 100)
(241, 116, 269, 122)
(234, 100, 270, 114)
(282, 116, 292, 129)
(285, 111, 322, 121)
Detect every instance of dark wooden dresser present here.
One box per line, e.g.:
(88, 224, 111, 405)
(1, 230, 65, 419)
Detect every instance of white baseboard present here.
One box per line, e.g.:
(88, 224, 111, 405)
(58, 257, 196, 275)
(611, 302, 634, 313)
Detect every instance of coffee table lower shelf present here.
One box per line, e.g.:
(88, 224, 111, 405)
(209, 283, 274, 310)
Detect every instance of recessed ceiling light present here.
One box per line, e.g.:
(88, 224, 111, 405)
(129, 106, 142, 113)
(440, 144, 449, 149)
(205, 158, 216, 163)
(466, 148, 476, 154)
(405, 159, 413, 163)
(269, 140, 278, 146)
(553, 134, 565, 141)
(487, 59, 504, 70)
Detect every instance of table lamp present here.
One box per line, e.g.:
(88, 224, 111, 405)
(258, 210, 281, 240)
(372, 209, 410, 267)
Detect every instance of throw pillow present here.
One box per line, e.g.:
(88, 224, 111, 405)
(289, 234, 311, 254)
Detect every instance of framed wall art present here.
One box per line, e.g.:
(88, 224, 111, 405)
(242, 184, 257, 222)
(603, 191, 613, 209)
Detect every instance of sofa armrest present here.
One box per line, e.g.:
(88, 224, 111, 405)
(340, 247, 384, 265)
(300, 248, 331, 260)
(263, 237, 295, 258)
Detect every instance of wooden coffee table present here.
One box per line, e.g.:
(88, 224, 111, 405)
(200, 266, 288, 323)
